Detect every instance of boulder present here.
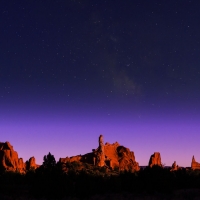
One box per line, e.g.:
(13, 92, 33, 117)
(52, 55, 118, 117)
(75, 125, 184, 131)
(149, 152, 162, 167)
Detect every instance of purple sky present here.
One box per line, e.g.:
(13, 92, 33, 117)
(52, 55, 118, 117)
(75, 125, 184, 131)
(1, 0, 200, 167)
(1, 99, 200, 167)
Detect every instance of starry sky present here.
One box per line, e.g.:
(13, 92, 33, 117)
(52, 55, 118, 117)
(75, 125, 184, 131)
(1, 0, 200, 167)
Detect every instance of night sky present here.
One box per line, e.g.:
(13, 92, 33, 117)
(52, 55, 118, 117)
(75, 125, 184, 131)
(1, 0, 200, 167)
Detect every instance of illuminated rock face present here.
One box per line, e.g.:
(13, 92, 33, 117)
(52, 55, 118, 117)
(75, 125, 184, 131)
(117, 145, 140, 172)
(26, 156, 39, 170)
(0, 141, 25, 172)
(59, 156, 81, 163)
(191, 156, 200, 170)
(0, 142, 39, 172)
(148, 152, 162, 167)
(94, 135, 139, 171)
(18, 158, 26, 173)
(96, 135, 105, 167)
(104, 142, 120, 169)
(59, 135, 140, 172)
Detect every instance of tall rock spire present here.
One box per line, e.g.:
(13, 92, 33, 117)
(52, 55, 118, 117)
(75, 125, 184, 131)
(96, 135, 105, 167)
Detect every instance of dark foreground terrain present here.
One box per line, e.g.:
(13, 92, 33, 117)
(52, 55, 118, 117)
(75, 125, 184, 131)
(1, 152, 200, 199)
(1, 161, 200, 200)
(1, 189, 200, 200)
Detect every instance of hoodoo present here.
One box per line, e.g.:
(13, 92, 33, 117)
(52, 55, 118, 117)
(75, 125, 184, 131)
(148, 152, 162, 167)
(191, 156, 200, 170)
(93, 135, 105, 167)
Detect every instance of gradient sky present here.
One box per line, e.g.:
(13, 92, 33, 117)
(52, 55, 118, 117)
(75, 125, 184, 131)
(1, 0, 200, 167)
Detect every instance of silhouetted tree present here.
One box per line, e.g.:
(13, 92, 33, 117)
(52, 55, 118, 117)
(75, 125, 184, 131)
(43, 152, 56, 169)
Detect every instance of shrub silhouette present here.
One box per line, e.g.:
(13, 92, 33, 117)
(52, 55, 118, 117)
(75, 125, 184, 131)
(43, 152, 56, 169)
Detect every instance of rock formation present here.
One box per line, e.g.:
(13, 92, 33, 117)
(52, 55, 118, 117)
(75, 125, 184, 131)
(191, 156, 200, 170)
(0, 141, 39, 172)
(149, 152, 162, 167)
(117, 145, 140, 172)
(59, 135, 140, 172)
(92, 135, 139, 171)
(94, 135, 105, 167)
(26, 156, 39, 170)
(0, 141, 20, 171)
(104, 142, 120, 168)
(1, 136, 140, 173)
(170, 161, 180, 171)
(59, 155, 83, 164)
(18, 158, 26, 173)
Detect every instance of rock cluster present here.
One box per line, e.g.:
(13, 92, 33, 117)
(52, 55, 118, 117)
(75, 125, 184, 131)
(0, 141, 38, 172)
(191, 156, 200, 170)
(59, 135, 140, 172)
(4, 136, 200, 174)
(95, 135, 140, 171)
(148, 152, 162, 167)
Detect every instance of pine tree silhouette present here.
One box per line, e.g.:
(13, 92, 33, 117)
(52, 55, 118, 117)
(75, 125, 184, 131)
(43, 152, 56, 169)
